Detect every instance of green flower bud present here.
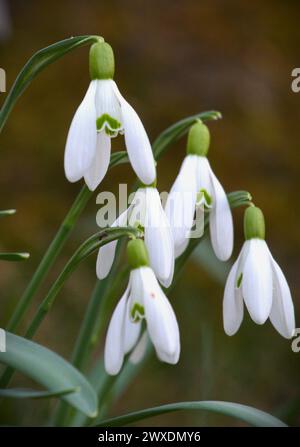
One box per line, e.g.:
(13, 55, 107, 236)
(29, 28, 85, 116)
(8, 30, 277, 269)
(89, 41, 115, 80)
(244, 206, 265, 240)
(186, 121, 210, 156)
(127, 239, 150, 269)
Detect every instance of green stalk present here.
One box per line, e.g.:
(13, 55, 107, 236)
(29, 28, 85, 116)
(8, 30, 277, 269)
(89, 265, 129, 349)
(72, 280, 110, 371)
(54, 242, 127, 426)
(6, 185, 92, 333)
(52, 279, 108, 427)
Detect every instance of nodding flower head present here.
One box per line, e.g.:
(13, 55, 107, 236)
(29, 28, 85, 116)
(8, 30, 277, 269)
(96, 185, 174, 288)
(104, 239, 180, 375)
(223, 206, 295, 339)
(165, 121, 233, 260)
(64, 41, 156, 191)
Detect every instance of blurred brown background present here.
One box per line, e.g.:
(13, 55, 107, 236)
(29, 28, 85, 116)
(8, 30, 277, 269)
(0, 0, 299, 426)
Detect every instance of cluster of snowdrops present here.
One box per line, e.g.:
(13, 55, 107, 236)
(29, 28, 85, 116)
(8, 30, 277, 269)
(64, 40, 296, 377)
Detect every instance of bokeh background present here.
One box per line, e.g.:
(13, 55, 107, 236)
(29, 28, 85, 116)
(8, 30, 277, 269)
(0, 0, 299, 426)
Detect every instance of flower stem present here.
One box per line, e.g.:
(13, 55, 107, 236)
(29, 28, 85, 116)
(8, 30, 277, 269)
(6, 185, 92, 333)
(53, 279, 112, 427)
(54, 243, 127, 426)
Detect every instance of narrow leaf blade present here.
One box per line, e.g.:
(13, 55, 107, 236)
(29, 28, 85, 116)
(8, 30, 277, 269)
(0, 209, 16, 217)
(0, 252, 30, 261)
(108, 111, 222, 169)
(0, 387, 77, 400)
(0, 35, 102, 133)
(152, 110, 222, 159)
(0, 332, 97, 417)
(96, 401, 286, 427)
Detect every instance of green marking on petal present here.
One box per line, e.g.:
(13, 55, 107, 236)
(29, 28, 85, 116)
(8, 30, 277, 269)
(236, 272, 243, 288)
(130, 302, 145, 322)
(96, 114, 122, 134)
(197, 188, 212, 208)
(133, 222, 145, 233)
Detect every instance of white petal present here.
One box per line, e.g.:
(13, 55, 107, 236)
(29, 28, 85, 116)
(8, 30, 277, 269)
(104, 288, 129, 375)
(269, 254, 295, 338)
(196, 156, 211, 192)
(207, 161, 233, 261)
(96, 207, 130, 279)
(64, 81, 97, 182)
(128, 268, 145, 310)
(123, 298, 142, 354)
(112, 82, 156, 185)
(165, 155, 198, 259)
(140, 267, 180, 364)
(156, 341, 180, 365)
(96, 240, 117, 280)
(84, 131, 111, 191)
(223, 256, 244, 336)
(242, 239, 273, 324)
(144, 188, 175, 287)
(129, 331, 149, 364)
(95, 80, 123, 134)
(128, 188, 147, 228)
(174, 237, 190, 259)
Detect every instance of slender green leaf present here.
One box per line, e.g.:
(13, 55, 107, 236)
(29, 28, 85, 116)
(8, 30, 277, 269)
(96, 401, 287, 427)
(0, 35, 102, 133)
(0, 332, 97, 417)
(0, 252, 30, 262)
(23, 227, 141, 338)
(0, 227, 141, 390)
(0, 387, 77, 400)
(0, 209, 16, 217)
(152, 110, 222, 159)
(6, 185, 92, 334)
(108, 111, 222, 170)
(110, 151, 128, 168)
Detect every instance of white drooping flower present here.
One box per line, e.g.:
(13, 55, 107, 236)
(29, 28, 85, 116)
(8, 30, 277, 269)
(104, 239, 180, 375)
(223, 206, 295, 338)
(96, 186, 174, 288)
(64, 41, 156, 191)
(165, 121, 233, 260)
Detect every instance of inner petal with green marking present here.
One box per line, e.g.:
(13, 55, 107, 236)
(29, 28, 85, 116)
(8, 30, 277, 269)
(130, 302, 145, 323)
(96, 113, 123, 137)
(196, 188, 213, 209)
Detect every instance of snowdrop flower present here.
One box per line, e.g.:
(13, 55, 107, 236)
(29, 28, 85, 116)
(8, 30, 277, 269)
(64, 40, 156, 191)
(104, 239, 180, 375)
(223, 206, 295, 338)
(165, 121, 233, 260)
(96, 185, 174, 287)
